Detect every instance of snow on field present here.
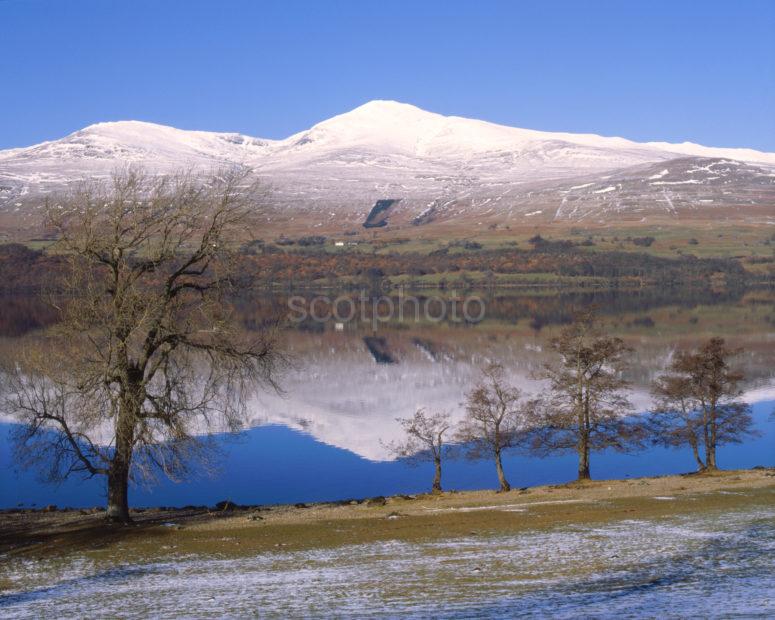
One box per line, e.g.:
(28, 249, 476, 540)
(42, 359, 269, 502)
(1, 505, 773, 618)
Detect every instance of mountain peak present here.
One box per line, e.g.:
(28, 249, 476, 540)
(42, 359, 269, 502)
(350, 99, 426, 113)
(342, 99, 449, 123)
(315, 99, 443, 128)
(281, 100, 448, 155)
(81, 119, 166, 130)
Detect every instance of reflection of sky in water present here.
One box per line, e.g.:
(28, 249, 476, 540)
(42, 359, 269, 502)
(2, 403, 772, 508)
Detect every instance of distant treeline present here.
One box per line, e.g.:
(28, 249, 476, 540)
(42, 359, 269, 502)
(0, 240, 766, 294)
(0, 284, 757, 340)
(241, 244, 755, 289)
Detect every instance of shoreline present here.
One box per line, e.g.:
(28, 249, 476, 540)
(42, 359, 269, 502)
(2, 468, 773, 564)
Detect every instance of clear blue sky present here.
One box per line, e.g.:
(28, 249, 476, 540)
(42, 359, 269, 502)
(1, 0, 773, 150)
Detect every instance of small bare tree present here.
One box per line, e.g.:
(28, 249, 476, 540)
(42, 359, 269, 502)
(385, 409, 452, 493)
(648, 374, 706, 471)
(0, 168, 283, 522)
(456, 363, 533, 492)
(647, 338, 756, 471)
(532, 310, 635, 481)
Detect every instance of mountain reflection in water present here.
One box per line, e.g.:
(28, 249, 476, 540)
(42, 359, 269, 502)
(0, 287, 773, 507)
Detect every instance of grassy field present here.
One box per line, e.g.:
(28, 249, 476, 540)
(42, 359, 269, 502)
(2, 469, 773, 567)
(315, 222, 775, 259)
(7, 221, 775, 260)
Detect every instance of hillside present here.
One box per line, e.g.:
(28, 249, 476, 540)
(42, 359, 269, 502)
(1, 101, 774, 236)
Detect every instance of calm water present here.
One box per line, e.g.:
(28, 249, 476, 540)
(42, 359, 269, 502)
(1, 288, 774, 508)
(1, 404, 774, 509)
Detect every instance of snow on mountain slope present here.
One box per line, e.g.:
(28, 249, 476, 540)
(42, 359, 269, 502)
(1, 100, 774, 228)
(0, 120, 273, 176)
(270, 100, 775, 167)
(274, 100, 651, 162)
(534, 157, 775, 222)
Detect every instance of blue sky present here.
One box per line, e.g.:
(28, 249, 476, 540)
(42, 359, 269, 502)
(1, 0, 773, 150)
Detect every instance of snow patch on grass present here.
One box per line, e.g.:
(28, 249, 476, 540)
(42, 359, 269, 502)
(1, 507, 773, 618)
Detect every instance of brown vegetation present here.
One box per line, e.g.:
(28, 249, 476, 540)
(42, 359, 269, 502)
(0, 235, 756, 294)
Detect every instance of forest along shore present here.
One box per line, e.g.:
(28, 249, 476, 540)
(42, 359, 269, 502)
(1, 469, 773, 564)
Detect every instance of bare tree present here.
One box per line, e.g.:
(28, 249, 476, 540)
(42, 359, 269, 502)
(0, 168, 283, 522)
(532, 310, 635, 481)
(385, 408, 452, 493)
(648, 374, 706, 471)
(456, 363, 533, 492)
(647, 338, 756, 471)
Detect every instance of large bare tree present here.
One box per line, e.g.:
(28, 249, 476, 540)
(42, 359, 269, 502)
(456, 363, 534, 492)
(0, 169, 283, 522)
(385, 408, 453, 493)
(532, 311, 636, 481)
(647, 338, 756, 471)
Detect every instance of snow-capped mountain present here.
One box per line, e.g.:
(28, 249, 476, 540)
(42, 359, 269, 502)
(1, 100, 774, 229)
(272, 100, 775, 169)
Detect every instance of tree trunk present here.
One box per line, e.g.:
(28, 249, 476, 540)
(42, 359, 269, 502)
(706, 403, 718, 471)
(576, 388, 592, 481)
(106, 461, 131, 522)
(690, 439, 706, 472)
(705, 440, 718, 471)
(432, 456, 442, 493)
(495, 449, 510, 492)
(106, 403, 135, 523)
(577, 437, 591, 480)
(578, 409, 591, 480)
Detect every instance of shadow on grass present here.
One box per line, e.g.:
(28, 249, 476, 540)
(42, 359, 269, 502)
(0, 508, 214, 558)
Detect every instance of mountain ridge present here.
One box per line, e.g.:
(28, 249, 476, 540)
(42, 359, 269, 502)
(6, 100, 774, 164)
(1, 100, 774, 230)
